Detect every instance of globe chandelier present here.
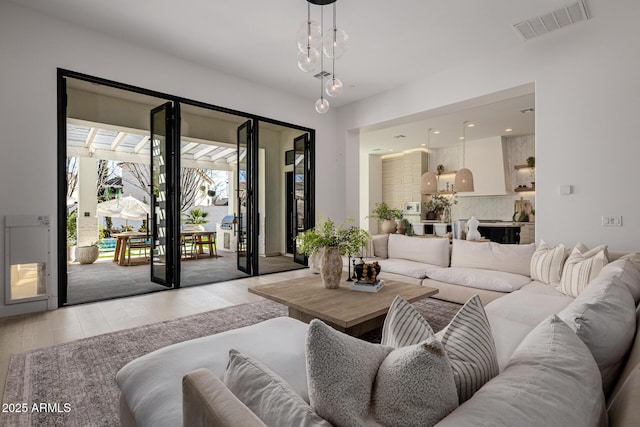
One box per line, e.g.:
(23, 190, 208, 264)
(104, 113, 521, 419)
(296, 0, 348, 114)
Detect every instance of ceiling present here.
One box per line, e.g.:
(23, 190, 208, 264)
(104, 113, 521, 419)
(17, 0, 595, 155)
(9, 0, 594, 108)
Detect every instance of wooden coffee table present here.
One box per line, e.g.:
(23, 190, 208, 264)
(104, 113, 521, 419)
(249, 275, 438, 336)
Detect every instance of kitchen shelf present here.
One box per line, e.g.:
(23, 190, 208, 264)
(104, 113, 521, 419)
(437, 170, 458, 177)
(436, 191, 456, 195)
(515, 164, 535, 170)
(514, 187, 535, 193)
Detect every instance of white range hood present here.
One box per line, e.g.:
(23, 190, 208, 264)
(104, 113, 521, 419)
(457, 136, 511, 196)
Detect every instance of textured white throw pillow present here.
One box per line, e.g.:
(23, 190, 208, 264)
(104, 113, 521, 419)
(371, 234, 389, 259)
(382, 295, 499, 404)
(530, 240, 567, 286)
(224, 350, 331, 427)
(306, 319, 458, 427)
(435, 315, 606, 427)
(558, 276, 636, 394)
(558, 243, 609, 297)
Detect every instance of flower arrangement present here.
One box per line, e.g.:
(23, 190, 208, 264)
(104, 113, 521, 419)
(296, 217, 371, 256)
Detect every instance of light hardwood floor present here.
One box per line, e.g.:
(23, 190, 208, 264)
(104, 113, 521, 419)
(0, 268, 313, 401)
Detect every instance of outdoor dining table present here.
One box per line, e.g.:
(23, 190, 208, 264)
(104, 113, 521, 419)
(112, 232, 150, 266)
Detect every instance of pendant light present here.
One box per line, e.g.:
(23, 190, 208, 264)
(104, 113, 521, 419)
(297, 0, 348, 113)
(314, 6, 329, 114)
(421, 128, 438, 194)
(455, 121, 475, 192)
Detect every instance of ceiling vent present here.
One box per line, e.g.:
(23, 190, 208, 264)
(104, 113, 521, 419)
(513, 0, 590, 41)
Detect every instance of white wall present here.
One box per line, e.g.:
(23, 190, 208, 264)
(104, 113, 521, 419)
(340, 2, 640, 251)
(0, 2, 340, 315)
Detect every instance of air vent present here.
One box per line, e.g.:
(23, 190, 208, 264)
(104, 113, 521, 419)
(313, 71, 332, 79)
(513, 0, 589, 41)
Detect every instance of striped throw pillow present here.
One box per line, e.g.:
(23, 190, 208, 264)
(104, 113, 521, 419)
(381, 296, 434, 347)
(530, 241, 567, 286)
(382, 295, 498, 404)
(439, 295, 499, 403)
(558, 244, 609, 297)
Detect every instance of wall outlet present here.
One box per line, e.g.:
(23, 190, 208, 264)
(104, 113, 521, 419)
(602, 216, 623, 227)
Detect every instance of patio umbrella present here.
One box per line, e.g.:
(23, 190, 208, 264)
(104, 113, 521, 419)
(96, 195, 151, 228)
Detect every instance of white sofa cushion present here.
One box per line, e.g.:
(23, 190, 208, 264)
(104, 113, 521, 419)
(559, 276, 636, 394)
(306, 319, 458, 427)
(558, 243, 609, 297)
(116, 317, 310, 427)
(426, 267, 531, 293)
(377, 258, 437, 279)
(529, 240, 567, 286)
(484, 284, 574, 370)
(450, 239, 535, 276)
(435, 315, 606, 427)
(224, 350, 331, 427)
(598, 258, 640, 304)
(387, 234, 450, 267)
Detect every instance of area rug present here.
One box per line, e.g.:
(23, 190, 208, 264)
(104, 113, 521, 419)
(1, 298, 461, 427)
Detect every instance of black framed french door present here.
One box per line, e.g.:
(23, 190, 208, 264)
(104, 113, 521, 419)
(236, 120, 255, 274)
(293, 132, 314, 265)
(150, 102, 180, 287)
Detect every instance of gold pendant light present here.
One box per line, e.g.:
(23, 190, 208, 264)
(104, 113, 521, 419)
(455, 121, 474, 192)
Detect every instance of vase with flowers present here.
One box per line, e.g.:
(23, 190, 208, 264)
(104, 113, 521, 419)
(296, 217, 370, 288)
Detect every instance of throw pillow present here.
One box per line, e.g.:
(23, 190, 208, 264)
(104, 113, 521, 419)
(435, 315, 606, 427)
(598, 258, 640, 304)
(306, 319, 457, 427)
(530, 240, 567, 286)
(438, 294, 500, 403)
(224, 349, 331, 427)
(558, 243, 609, 297)
(558, 276, 636, 394)
(381, 295, 434, 347)
(382, 295, 499, 404)
(372, 234, 389, 259)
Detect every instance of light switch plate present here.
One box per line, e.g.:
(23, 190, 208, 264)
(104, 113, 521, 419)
(602, 216, 622, 227)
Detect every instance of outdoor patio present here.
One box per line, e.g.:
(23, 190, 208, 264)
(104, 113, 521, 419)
(66, 250, 306, 305)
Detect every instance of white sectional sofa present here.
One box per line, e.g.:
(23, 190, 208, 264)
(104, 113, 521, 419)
(116, 240, 640, 427)
(353, 234, 537, 305)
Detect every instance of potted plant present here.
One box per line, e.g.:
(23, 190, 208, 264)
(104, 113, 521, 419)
(66, 211, 77, 262)
(183, 207, 209, 231)
(423, 193, 458, 223)
(368, 202, 403, 234)
(296, 217, 370, 288)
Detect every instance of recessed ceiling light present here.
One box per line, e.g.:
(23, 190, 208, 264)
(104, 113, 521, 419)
(467, 123, 475, 127)
(433, 130, 440, 134)
(421, 144, 426, 146)
(459, 136, 465, 140)
(505, 128, 513, 132)
(388, 149, 393, 152)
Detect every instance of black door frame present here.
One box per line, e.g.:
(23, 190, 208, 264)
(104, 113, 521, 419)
(57, 68, 315, 306)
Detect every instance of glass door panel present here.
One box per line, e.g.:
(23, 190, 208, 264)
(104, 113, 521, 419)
(150, 103, 177, 287)
(237, 120, 253, 274)
(293, 133, 310, 264)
